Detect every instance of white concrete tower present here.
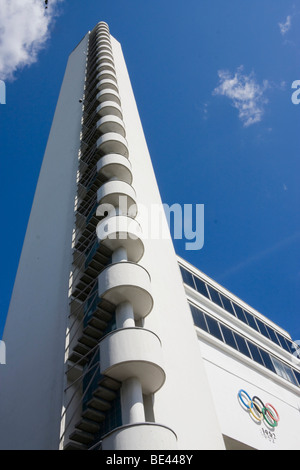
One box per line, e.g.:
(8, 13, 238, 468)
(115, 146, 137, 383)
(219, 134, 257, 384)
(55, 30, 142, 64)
(0, 22, 225, 450)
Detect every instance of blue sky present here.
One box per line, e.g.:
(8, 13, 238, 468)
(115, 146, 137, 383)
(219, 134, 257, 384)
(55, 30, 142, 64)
(0, 0, 299, 340)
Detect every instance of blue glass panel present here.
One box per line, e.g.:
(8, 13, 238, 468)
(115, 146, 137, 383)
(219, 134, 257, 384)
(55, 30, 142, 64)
(243, 310, 259, 331)
(265, 325, 281, 346)
(255, 318, 271, 340)
(276, 333, 291, 353)
(219, 294, 236, 316)
(193, 277, 210, 298)
(247, 341, 265, 366)
(233, 303, 248, 324)
(259, 350, 276, 373)
(179, 266, 195, 289)
(207, 285, 224, 308)
(220, 324, 237, 349)
(205, 315, 223, 341)
(190, 304, 209, 332)
(233, 332, 251, 358)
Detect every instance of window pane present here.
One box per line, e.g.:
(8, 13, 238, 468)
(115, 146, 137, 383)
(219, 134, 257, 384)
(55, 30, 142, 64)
(290, 342, 300, 360)
(265, 325, 281, 346)
(219, 294, 236, 316)
(243, 311, 259, 331)
(276, 333, 291, 353)
(259, 350, 276, 373)
(207, 286, 224, 308)
(190, 304, 208, 332)
(255, 318, 271, 340)
(194, 277, 210, 298)
(286, 339, 297, 355)
(233, 333, 251, 358)
(233, 304, 248, 324)
(179, 266, 195, 289)
(293, 370, 300, 387)
(247, 341, 265, 366)
(272, 357, 298, 385)
(220, 324, 237, 349)
(205, 315, 223, 341)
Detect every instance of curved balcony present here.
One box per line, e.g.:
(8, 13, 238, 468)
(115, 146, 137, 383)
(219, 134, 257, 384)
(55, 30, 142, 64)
(96, 115, 125, 137)
(96, 132, 128, 157)
(99, 328, 164, 393)
(96, 89, 121, 106)
(96, 21, 109, 29)
(96, 24, 109, 31)
(102, 423, 177, 450)
(96, 101, 123, 120)
(97, 154, 132, 183)
(96, 31, 110, 40)
(96, 70, 117, 85)
(98, 263, 153, 318)
(97, 78, 118, 93)
(97, 180, 136, 215)
(97, 49, 114, 60)
(97, 55, 114, 68)
(96, 39, 111, 50)
(96, 54, 114, 66)
(96, 216, 144, 262)
(97, 62, 115, 74)
(96, 26, 110, 35)
(96, 31, 110, 41)
(97, 44, 113, 55)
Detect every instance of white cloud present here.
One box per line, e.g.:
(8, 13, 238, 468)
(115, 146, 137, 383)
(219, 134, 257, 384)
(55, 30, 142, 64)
(0, 0, 63, 81)
(212, 66, 269, 127)
(279, 15, 292, 35)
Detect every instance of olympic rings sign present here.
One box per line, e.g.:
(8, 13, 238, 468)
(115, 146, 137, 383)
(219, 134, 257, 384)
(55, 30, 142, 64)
(238, 390, 280, 428)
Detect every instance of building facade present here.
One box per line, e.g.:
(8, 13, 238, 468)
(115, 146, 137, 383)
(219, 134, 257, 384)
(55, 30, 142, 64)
(0, 22, 299, 451)
(179, 257, 300, 450)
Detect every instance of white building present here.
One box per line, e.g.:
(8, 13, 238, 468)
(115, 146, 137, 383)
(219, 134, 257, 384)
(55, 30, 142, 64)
(179, 257, 300, 450)
(0, 22, 299, 451)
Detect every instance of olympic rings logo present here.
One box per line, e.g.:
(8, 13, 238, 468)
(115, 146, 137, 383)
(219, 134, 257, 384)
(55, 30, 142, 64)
(238, 390, 280, 428)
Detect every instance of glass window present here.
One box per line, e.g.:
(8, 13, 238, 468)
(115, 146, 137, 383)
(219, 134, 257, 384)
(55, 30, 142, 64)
(293, 369, 300, 387)
(243, 310, 259, 331)
(259, 349, 276, 373)
(207, 286, 224, 308)
(220, 324, 237, 350)
(265, 325, 281, 347)
(255, 318, 271, 340)
(233, 303, 248, 324)
(290, 341, 300, 359)
(247, 341, 265, 366)
(219, 294, 236, 316)
(179, 266, 195, 289)
(276, 333, 291, 354)
(286, 339, 297, 356)
(272, 357, 299, 386)
(193, 277, 210, 298)
(233, 333, 251, 358)
(205, 315, 223, 342)
(190, 304, 208, 332)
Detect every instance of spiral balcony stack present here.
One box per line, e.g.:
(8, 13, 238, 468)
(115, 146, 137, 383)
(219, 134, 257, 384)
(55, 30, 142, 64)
(63, 22, 177, 451)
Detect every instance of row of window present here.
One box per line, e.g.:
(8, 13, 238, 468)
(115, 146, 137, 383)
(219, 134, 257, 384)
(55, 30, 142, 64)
(179, 264, 296, 356)
(190, 302, 300, 388)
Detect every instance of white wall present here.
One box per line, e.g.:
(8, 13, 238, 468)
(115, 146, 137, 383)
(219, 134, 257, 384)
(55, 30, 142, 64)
(111, 36, 225, 450)
(0, 34, 89, 450)
(197, 334, 300, 450)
